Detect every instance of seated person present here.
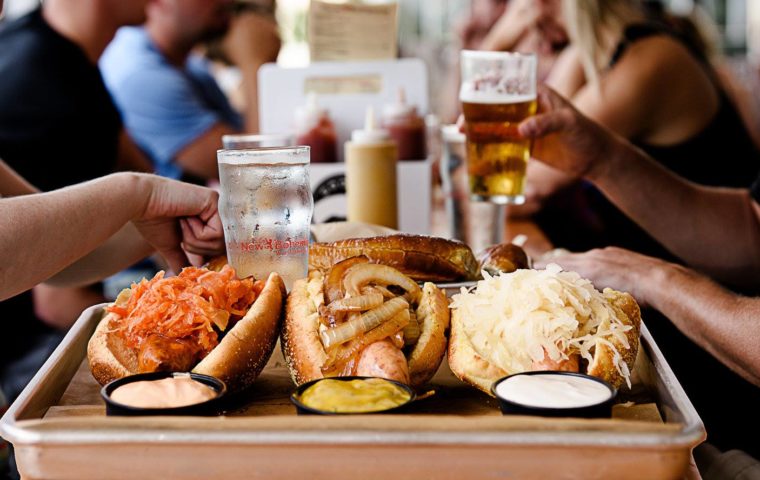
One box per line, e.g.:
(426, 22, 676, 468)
(0, 0, 154, 403)
(499, 0, 760, 257)
(100, 0, 281, 181)
(520, 85, 760, 468)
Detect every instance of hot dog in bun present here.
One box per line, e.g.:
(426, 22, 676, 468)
(282, 256, 450, 389)
(448, 264, 641, 393)
(88, 263, 285, 392)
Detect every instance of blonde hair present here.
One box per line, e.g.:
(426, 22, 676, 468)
(563, 0, 642, 86)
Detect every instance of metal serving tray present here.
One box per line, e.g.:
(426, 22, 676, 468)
(1, 304, 705, 480)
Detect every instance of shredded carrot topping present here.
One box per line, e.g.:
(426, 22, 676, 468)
(106, 265, 258, 356)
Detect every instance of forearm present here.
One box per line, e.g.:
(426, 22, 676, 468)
(526, 160, 577, 202)
(479, 23, 525, 52)
(44, 223, 154, 288)
(591, 140, 760, 287)
(544, 47, 585, 99)
(641, 263, 760, 386)
(33, 284, 107, 330)
(0, 159, 38, 196)
(116, 131, 154, 173)
(0, 173, 150, 300)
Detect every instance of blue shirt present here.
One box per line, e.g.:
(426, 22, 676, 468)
(100, 27, 242, 179)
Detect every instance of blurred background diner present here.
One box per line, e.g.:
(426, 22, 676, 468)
(1, 0, 760, 479)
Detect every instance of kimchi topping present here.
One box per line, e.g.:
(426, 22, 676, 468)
(106, 265, 258, 357)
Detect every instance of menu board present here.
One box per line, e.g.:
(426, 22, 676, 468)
(308, 0, 399, 62)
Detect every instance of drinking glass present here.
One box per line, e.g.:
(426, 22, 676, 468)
(459, 50, 537, 205)
(217, 147, 313, 290)
(222, 133, 296, 149)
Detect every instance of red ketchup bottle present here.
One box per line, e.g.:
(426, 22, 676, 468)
(294, 93, 338, 163)
(382, 88, 427, 161)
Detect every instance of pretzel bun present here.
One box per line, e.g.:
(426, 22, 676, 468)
(477, 243, 530, 275)
(88, 270, 285, 392)
(448, 267, 641, 394)
(309, 234, 480, 282)
(282, 269, 450, 389)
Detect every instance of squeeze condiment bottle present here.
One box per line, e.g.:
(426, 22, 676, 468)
(345, 106, 398, 229)
(382, 88, 426, 161)
(294, 93, 338, 163)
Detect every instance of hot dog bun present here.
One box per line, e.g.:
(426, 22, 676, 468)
(477, 243, 530, 275)
(282, 268, 450, 389)
(448, 265, 641, 393)
(309, 234, 480, 282)
(88, 270, 285, 392)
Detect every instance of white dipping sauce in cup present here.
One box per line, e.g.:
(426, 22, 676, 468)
(495, 374, 612, 409)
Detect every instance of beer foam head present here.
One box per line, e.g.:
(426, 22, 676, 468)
(460, 50, 537, 104)
(459, 83, 536, 104)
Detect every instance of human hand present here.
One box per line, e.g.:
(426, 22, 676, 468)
(132, 175, 225, 273)
(478, 0, 540, 51)
(518, 85, 624, 181)
(223, 12, 281, 68)
(534, 247, 673, 307)
(534, 0, 567, 48)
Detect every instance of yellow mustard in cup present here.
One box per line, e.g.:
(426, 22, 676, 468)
(298, 378, 412, 413)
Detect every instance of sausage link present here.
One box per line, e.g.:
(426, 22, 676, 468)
(355, 340, 410, 384)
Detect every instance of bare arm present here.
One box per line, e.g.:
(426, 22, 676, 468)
(116, 130, 155, 173)
(519, 86, 760, 288)
(590, 141, 760, 287)
(33, 284, 107, 330)
(174, 123, 234, 180)
(526, 42, 658, 202)
(0, 172, 224, 301)
(478, 0, 536, 52)
(1, 159, 159, 287)
(542, 248, 760, 387)
(0, 159, 37, 196)
(544, 45, 585, 98)
(44, 223, 154, 288)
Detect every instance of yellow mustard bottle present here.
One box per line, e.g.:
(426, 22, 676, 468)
(345, 106, 398, 229)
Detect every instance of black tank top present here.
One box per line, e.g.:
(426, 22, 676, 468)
(536, 24, 760, 258)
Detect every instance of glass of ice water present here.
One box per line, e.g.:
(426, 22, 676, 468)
(217, 146, 313, 290)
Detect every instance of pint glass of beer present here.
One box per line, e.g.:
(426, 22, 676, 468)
(460, 51, 537, 204)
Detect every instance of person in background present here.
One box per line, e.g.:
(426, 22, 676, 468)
(100, 0, 281, 182)
(519, 86, 760, 474)
(0, 0, 157, 405)
(513, 0, 760, 258)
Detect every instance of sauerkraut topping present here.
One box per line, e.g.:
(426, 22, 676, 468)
(450, 264, 633, 386)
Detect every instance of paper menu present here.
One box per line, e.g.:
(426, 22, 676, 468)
(308, 0, 399, 62)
